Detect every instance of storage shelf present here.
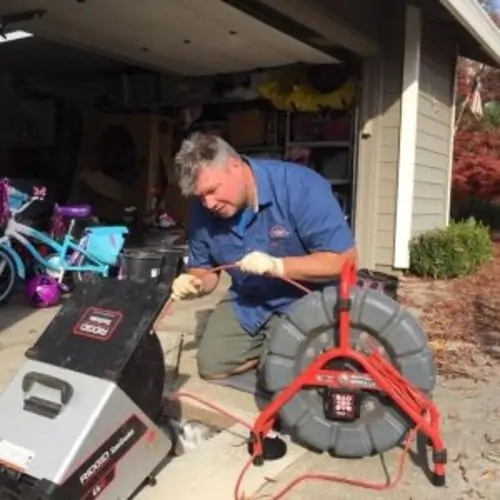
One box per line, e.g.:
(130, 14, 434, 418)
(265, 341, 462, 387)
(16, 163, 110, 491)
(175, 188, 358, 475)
(284, 109, 357, 229)
(287, 140, 350, 148)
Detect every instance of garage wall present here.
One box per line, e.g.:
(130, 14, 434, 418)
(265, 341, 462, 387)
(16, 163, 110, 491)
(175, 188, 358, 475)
(412, 15, 457, 236)
(373, 5, 405, 269)
(313, 0, 383, 41)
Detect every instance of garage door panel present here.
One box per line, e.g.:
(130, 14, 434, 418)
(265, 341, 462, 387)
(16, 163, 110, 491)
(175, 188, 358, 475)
(0, 0, 336, 74)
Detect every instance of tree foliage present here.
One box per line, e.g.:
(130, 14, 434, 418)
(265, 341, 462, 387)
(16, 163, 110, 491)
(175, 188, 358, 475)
(453, 56, 500, 203)
(453, 131, 500, 200)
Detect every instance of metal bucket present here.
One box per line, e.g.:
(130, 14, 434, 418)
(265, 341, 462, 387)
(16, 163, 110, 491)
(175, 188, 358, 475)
(120, 247, 184, 287)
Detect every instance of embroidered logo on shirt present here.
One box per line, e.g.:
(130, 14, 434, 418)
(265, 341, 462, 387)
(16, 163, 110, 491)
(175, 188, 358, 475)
(269, 225, 289, 239)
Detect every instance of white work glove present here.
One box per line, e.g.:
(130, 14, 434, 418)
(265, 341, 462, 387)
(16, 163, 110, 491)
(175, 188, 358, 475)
(171, 274, 204, 301)
(238, 251, 284, 276)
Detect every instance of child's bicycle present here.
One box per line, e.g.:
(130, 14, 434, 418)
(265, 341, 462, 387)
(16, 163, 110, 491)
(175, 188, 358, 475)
(0, 178, 128, 305)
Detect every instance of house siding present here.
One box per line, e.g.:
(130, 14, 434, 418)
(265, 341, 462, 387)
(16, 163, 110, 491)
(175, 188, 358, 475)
(412, 15, 457, 236)
(313, 0, 382, 41)
(373, 5, 405, 268)
(294, 0, 457, 270)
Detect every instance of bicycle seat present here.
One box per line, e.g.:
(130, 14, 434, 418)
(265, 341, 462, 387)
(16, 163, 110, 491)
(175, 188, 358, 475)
(85, 225, 129, 235)
(55, 204, 91, 218)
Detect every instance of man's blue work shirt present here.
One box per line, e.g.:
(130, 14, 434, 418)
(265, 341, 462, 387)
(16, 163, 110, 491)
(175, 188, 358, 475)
(187, 157, 355, 336)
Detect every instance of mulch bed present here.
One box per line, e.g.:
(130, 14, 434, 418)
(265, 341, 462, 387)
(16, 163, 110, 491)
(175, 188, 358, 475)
(399, 242, 500, 378)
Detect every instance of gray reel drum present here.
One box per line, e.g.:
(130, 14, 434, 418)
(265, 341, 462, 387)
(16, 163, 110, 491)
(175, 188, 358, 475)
(261, 285, 436, 458)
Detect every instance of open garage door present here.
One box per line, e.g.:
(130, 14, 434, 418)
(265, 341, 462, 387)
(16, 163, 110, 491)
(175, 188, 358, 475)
(0, 0, 339, 74)
(0, 0, 361, 249)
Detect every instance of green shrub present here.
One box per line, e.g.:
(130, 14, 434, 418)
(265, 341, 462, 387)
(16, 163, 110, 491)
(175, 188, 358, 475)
(409, 219, 493, 279)
(451, 195, 500, 230)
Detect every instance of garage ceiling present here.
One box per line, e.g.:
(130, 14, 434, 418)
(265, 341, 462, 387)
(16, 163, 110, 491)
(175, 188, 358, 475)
(0, 0, 338, 75)
(0, 36, 130, 78)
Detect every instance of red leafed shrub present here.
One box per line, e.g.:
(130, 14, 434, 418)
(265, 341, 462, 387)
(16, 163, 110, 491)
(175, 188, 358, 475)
(454, 130, 500, 158)
(453, 130, 500, 201)
(453, 155, 500, 199)
(449, 11, 500, 229)
(452, 51, 500, 205)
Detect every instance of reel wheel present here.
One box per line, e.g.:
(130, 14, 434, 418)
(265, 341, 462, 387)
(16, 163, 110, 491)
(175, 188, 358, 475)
(262, 286, 436, 458)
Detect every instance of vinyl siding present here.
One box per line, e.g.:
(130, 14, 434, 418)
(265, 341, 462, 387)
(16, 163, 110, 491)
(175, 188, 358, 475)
(373, 6, 405, 267)
(412, 15, 456, 236)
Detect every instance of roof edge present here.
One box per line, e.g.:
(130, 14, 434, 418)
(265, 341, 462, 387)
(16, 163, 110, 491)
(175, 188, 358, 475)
(439, 0, 500, 66)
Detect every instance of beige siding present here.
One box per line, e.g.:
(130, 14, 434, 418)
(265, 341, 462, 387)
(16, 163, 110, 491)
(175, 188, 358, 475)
(373, 5, 405, 267)
(314, 0, 382, 40)
(412, 15, 456, 236)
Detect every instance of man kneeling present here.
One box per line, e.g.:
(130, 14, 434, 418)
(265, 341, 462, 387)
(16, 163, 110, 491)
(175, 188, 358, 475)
(171, 133, 356, 380)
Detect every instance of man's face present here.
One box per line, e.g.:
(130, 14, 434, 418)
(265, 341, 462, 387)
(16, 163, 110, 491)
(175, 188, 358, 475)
(193, 158, 247, 218)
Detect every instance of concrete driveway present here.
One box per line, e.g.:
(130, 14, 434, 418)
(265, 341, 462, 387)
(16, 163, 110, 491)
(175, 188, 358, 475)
(0, 281, 499, 500)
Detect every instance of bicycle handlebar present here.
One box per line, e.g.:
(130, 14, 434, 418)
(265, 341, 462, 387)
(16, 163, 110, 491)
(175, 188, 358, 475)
(7, 183, 47, 215)
(10, 195, 37, 215)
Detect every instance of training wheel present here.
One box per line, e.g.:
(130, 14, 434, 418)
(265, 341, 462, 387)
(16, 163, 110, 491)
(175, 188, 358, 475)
(261, 286, 436, 458)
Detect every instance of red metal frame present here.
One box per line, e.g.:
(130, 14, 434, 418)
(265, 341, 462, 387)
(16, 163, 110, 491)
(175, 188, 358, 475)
(249, 259, 447, 486)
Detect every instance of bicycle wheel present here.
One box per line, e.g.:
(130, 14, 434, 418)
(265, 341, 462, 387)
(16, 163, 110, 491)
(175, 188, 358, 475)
(0, 248, 18, 305)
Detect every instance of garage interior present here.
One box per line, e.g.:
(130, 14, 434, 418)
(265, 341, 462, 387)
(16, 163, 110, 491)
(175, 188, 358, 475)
(0, 2, 362, 251)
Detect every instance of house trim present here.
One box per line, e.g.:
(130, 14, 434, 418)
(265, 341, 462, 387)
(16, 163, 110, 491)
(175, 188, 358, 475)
(393, 4, 422, 269)
(256, 0, 379, 56)
(353, 55, 384, 268)
(440, 0, 500, 67)
(445, 42, 460, 225)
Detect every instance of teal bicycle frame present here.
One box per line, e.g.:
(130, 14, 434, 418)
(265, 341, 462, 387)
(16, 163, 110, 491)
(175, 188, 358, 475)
(0, 199, 128, 282)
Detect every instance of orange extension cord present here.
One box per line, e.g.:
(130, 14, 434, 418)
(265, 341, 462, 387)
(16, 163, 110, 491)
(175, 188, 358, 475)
(157, 264, 424, 500)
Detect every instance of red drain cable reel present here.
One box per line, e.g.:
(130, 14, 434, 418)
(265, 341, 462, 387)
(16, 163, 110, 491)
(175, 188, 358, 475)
(244, 259, 447, 488)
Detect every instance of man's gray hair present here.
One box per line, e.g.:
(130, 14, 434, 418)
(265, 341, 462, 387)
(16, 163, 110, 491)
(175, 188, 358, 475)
(174, 132, 239, 196)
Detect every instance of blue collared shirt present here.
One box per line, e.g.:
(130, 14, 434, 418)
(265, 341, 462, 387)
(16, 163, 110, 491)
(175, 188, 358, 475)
(187, 157, 355, 336)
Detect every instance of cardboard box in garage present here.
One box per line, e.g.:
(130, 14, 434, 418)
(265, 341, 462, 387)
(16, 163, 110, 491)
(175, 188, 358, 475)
(228, 109, 267, 146)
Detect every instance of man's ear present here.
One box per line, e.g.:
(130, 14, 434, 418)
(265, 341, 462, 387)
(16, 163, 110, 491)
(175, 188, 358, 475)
(228, 156, 244, 171)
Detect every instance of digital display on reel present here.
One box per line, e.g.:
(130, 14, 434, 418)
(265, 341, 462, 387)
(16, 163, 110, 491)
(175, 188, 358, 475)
(323, 389, 360, 422)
